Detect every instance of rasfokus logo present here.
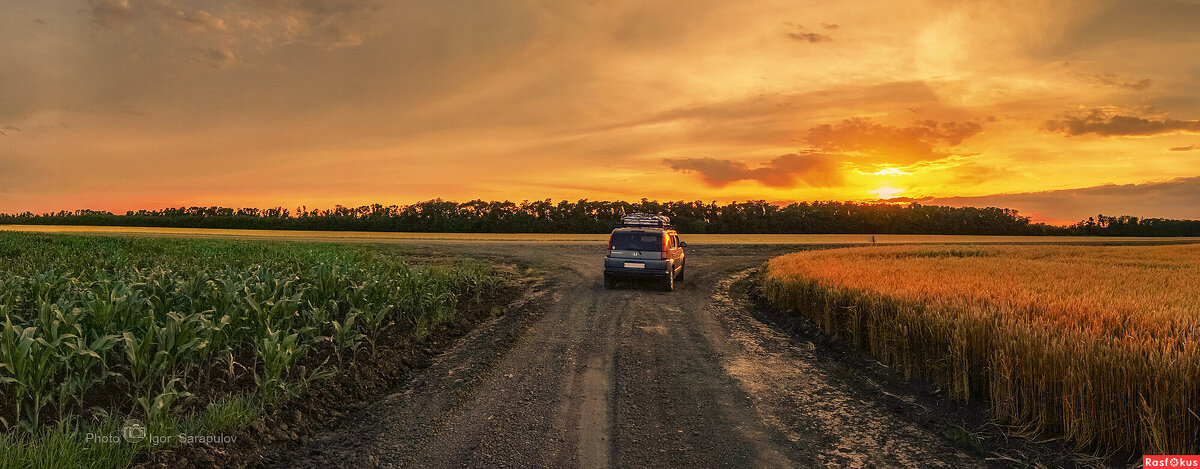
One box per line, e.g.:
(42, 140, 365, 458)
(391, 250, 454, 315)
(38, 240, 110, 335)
(1145, 456, 1200, 467)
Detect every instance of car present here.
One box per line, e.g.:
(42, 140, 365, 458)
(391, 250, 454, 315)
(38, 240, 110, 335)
(603, 213, 686, 291)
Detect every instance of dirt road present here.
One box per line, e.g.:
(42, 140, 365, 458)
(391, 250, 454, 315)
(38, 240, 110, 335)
(269, 243, 997, 468)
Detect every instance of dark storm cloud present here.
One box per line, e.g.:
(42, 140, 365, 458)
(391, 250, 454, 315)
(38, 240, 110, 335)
(1043, 108, 1200, 136)
(926, 176, 1200, 222)
(664, 153, 844, 188)
(805, 118, 983, 164)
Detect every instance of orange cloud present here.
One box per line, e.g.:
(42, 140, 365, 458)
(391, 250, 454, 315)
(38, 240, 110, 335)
(1044, 108, 1200, 136)
(664, 153, 843, 188)
(805, 118, 983, 164)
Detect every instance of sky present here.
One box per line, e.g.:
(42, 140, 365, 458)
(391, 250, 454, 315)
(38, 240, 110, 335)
(2, 0, 1200, 224)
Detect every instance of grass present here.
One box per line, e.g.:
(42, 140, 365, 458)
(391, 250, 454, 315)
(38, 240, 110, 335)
(0, 231, 502, 467)
(0, 396, 260, 469)
(763, 244, 1200, 455)
(943, 425, 987, 457)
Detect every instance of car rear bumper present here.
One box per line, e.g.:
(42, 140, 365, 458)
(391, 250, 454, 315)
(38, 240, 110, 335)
(604, 267, 670, 278)
(604, 257, 671, 278)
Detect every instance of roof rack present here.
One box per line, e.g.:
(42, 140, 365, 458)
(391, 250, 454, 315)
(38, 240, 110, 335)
(620, 213, 671, 228)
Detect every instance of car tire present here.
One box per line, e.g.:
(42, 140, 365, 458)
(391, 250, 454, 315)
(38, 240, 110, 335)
(676, 263, 685, 282)
(662, 272, 674, 292)
(604, 274, 616, 289)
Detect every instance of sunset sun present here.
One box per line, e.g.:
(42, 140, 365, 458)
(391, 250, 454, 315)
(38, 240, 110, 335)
(869, 186, 905, 200)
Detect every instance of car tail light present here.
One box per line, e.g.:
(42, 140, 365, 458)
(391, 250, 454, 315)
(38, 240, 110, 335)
(607, 238, 614, 255)
(661, 235, 669, 259)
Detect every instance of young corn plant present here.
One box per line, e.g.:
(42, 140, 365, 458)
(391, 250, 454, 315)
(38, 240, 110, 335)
(0, 309, 74, 430)
(243, 270, 303, 339)
(136, 377, 192, 425)
(255, 326, 308, 403)
(84, 275, 145, 336)
(55, 332, 120, 420)
(322, 311, 364, 364)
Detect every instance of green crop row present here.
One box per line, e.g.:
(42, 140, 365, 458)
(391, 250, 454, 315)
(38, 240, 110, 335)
(0, 232, 504, 468)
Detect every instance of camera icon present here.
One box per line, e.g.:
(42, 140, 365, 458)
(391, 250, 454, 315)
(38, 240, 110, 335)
(122, 419, 146, 443)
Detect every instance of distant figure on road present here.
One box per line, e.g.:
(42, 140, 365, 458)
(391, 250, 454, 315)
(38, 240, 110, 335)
(872, 235, 876, 245)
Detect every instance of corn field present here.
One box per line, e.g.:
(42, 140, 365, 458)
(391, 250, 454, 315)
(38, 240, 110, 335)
(0, 231, 499, 444)
(763, 244, 1200, 455)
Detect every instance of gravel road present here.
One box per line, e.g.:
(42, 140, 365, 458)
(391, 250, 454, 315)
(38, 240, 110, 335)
(272, 243, 985, 468)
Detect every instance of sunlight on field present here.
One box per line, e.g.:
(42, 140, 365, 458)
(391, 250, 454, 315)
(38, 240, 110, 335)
(765, 244, 1200, 455)
(3, 225, 1199, 245)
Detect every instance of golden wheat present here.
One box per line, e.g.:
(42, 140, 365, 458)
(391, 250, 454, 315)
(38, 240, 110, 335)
(764, 244, 1200, 455)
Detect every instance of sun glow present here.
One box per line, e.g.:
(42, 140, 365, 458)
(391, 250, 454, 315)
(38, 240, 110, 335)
(869, 186, 905, 200)
(869, 168, 913, 176)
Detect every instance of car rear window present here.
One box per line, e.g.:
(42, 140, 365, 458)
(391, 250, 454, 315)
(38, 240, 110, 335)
(610, 231, 662, 252)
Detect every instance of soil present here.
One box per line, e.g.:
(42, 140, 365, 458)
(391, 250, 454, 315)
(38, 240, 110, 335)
(134, 242, 1122, 468)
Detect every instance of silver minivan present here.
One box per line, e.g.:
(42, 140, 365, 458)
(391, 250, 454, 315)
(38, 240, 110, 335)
(603, 214, 686, 291)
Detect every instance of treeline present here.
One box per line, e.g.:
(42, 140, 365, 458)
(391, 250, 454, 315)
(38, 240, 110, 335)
(0, 199, 1196, 236)
(1068, 214, 1200, 237)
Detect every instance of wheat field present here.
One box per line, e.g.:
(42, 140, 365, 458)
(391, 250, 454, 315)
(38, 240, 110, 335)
(764, 244, 1200, 455)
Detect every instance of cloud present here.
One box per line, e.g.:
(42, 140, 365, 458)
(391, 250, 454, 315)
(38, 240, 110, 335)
(592, 81, 947, 151)
(171, 9, 227, 34)
(1044, 108, 1200, 136)
(0, 125, 19, 136)
(821, 23, 840, 30)
(783, 23, 833, 43)
(243, 0, 383, 49)
(664, 153, 843, 188)
(787, 32, 833, 43)
(805, 118, 983, 164)
(196, 47, 237, 68)
(88, 0, 381, 58)
(1093, 73, 1152, 91)
(1169, 145, 1197, 151)
(88, 0, 136, 30)
(942, 161, 1016, 185)
(1053, 0, 1200, 55)
(632, 81, 940, 126)
(925, 176, 1200, 223)
(662, 115, 987, 190)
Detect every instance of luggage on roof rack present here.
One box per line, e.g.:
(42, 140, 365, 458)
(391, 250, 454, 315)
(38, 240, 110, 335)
(621, 213, 671, 228)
